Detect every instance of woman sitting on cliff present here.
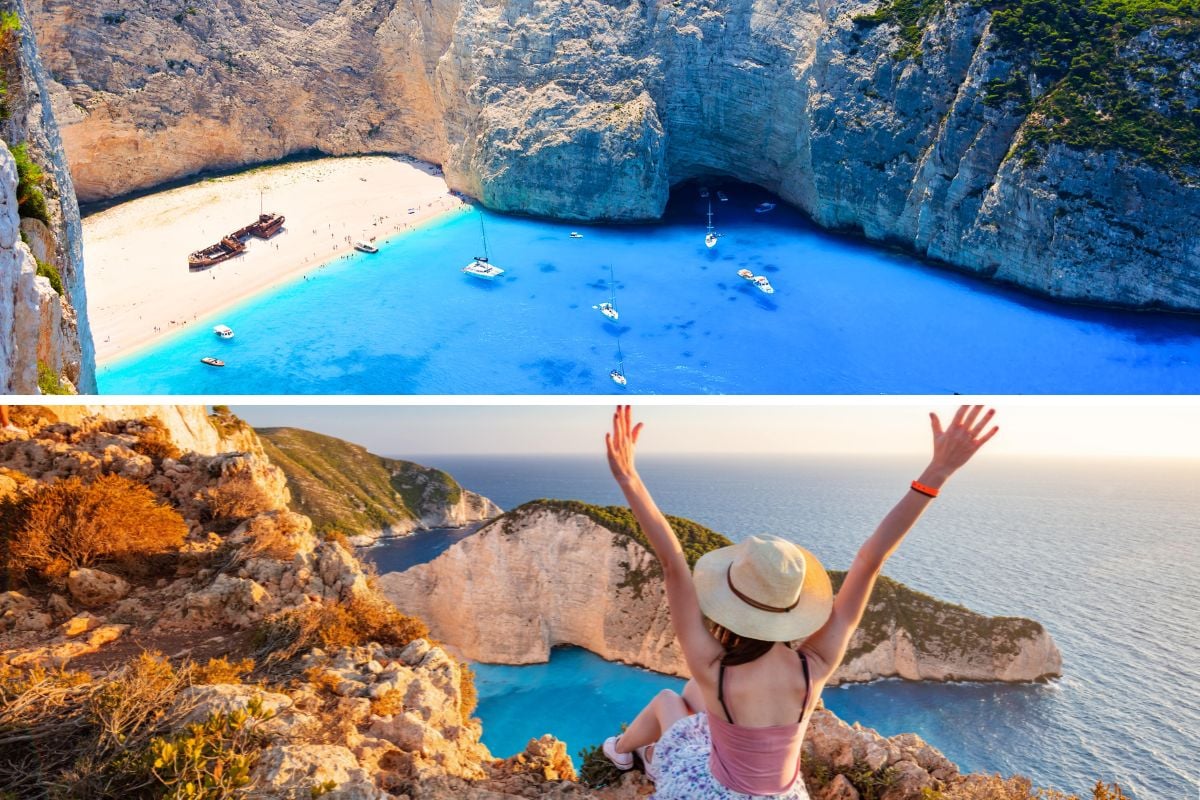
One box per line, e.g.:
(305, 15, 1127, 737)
(601, 404, 998, 799)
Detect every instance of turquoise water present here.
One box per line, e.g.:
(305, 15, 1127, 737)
(374, 455, 1200, 799)
(98, 185, 1200, 393)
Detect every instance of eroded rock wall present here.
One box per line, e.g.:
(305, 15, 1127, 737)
(29, 0, 1200, 309)
(379, 504, 1062, 684)
(1, 0, 93, 393)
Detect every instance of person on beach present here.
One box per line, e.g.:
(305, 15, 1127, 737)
(601, 405, 998, 799)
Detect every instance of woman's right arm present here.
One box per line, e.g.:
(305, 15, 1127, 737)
(606, 406, 724, 677)
(802, 406, 999, 681)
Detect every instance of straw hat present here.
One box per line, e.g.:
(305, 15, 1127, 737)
(693, 535, 833, 642)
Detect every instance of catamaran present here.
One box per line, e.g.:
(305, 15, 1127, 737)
(462, 209, 505, 279)
(705, 202, 718, 249)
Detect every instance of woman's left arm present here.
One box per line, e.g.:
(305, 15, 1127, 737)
(803, 406, 999, 680)
(606, 406, 724, 676)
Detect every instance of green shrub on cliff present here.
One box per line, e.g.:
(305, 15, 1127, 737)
(36, 360, 70, 395)
(9, 143, 51, 226)
(34, 258, 63, 295)
(854, 0, 1200, 172)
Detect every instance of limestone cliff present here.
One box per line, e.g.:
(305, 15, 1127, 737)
(0, 0, 93, 393)
(28, 0, 1200, 309)
(379, 500, 1062, 683)
(257, 426, 501, 545)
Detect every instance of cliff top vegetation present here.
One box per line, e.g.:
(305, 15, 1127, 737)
(855, 0, 1200, 173)
(256, 427, 462, 536)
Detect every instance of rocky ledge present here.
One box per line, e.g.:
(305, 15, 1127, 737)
(379, 500, 1062, 683)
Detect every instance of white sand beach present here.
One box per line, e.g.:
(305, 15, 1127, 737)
(82, 155, 468, 364)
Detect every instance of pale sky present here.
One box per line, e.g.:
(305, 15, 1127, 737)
(231, 402, 1200, 461)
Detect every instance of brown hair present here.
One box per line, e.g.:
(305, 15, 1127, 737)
(708, 620, 775, 666)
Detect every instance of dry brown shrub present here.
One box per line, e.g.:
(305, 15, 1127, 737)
(1, 473, 188, 579)
(207, 475, 275, 521)
(323, 529, 351, 550)
(459, 662, 478, 719)
(370, 687, 405, 717)
(130, 417, 181, 463)
(255, 595, 428, 667)
(303, 666, 343, 695)
(934, 775, 1080, 800)
(192, 656, 254, 685)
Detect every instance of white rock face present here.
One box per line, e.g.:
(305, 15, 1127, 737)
(49, 406, 262, 456)
(381, 504, 1062, 685)
(249, 744, 385, 800)
(380, 506, 685, 675)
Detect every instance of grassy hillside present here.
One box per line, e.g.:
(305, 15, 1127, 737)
(495, 500, 1045, 654)
(256, 427, 463, 537)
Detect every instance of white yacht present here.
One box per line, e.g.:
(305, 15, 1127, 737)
(462, 256, 505, 280)
(755, 202, 776, 213)
(354, 240, 378, 253)
(595, 264, 619, 321)
(610, 369, 627, 387)
(717, 190, 729, 202)
(213, 324, 234, 339)
(597, 302, 619, 322)
(752, 275, 775, 294)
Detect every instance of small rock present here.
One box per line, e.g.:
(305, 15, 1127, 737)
(61, 612, 102, 638)
(47, 593, 74, 619)
(14, 609, 53, 632)
(66, 568, 130, 608)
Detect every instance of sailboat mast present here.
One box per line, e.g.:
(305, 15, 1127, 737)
(706, 202, 713, 232)
(479, 209, 490, 260)
(609, 263, 616, 305)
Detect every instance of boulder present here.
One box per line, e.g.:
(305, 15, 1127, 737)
(60, 611, 102, 637)
(175, 684, 294, 726)
(66, 568, 130, 608)
(248, 744, 384, 799)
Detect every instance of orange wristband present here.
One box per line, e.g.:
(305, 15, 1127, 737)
(910, 480, 939, 498)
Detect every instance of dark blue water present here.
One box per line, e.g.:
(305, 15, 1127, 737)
(359, 526, 480, 574)
(374, 454, 1200, 799)
(97, 185, 1200, 394)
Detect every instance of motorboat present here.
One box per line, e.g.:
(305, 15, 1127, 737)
(200, 357, 225, 367)
(717, 190, 729, 202)
(752, 275, 775, 294)
(699, 186, 710, 199)
(213, 325, 234, 339)
(354, 240, 379, 253)
(569, 232, 584, 239)
(462, 256, 505, 280)
(755, 202, 776, 213)
(737, 269, 755, 281)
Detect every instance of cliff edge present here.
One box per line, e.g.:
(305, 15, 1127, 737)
(379, 500, 1062, 683)
(27, 0, 1200, 310)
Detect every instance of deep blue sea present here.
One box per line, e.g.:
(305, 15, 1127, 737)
(368, 454, 1200, 799)
(97, 184, 1200, 394)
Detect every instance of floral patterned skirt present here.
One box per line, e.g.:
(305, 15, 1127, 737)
(652, 713, 812, 800)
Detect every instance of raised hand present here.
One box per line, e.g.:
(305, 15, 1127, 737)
(927, 405, 999, 479)
(605, 405, 644, 487)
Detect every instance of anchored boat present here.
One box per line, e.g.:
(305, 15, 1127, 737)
(213, 325, 234, 339)
(705, 202, 718, 249)
(462, 209, 505, 280)
(354, 241, 379, 254)
(594, 264, 620, 321)
(200, 357, 225, 367)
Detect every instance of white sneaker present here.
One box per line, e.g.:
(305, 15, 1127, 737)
(602, 736, 633, 771)
(636, 744, 660, 781)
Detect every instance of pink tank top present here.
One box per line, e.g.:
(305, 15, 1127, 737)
(707, 651, 811, 796)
